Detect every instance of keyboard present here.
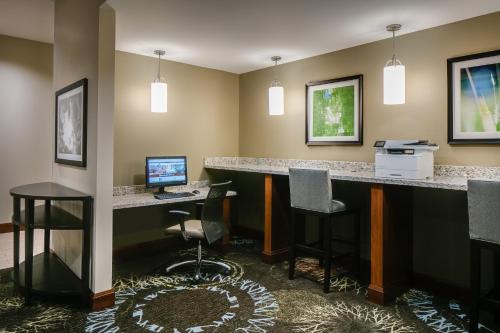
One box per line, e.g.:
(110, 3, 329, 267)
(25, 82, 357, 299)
(154, 192, 196, 200)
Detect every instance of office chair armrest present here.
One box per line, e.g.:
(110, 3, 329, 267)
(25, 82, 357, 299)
(169, 210, 191, 216)
(168, 210, 191, 240)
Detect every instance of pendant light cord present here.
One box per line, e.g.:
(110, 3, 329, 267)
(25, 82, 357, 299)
(392, 30, 396, 66)
(157, 52, 161, 80)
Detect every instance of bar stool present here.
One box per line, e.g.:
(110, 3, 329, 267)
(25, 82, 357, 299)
(468, 179, 500, 333)
(288, 168, 360, 293)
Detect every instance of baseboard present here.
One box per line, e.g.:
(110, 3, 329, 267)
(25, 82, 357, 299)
(0, 222, 24, 234)
(231, 225, 263, 240)
(413, 272, 469, 303)
(90, 288, 115, 311)
(262, 248, 288, 264)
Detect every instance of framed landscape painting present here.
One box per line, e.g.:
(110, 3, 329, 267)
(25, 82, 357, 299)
(55, 78, 88, 167)
(306, 75, 363, 145)
(448, 50, 500, 144)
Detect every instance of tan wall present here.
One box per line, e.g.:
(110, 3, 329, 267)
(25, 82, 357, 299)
(0, 35, 53, 223)
(114, 51, 239, 186)
(239, 12, 500, 166)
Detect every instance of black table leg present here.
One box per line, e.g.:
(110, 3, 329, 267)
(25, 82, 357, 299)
(24, 198, 35, 305)
(13, 198, 20, 282)
(44, 200, 51, 253)
(469, 240, 480, 333)
(81, 198, 93, 306)
(323, 217, 332, 293)
(495, 250, 500, 325)
(288, 208, 296, 280)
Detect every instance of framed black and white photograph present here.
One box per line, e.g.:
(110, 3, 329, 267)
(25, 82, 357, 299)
(448, 49, 500, 144)
(306, 75, 363, 145)
(55, 78, 88, 167)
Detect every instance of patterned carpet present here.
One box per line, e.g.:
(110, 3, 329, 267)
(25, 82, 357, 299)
(0, 238, 497, 333)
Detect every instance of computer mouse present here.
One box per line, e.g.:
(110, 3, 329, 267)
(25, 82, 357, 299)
(192, 190, 200, 194)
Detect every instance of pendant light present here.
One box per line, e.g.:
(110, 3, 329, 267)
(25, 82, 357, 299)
(151, 50, 167, 113)
(269, 56, 284, 116)
(383, 24, 405, 105)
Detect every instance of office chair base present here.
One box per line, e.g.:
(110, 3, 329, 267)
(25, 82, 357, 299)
(166, 259, 231, 280)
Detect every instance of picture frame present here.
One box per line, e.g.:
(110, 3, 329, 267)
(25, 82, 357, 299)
(447, 49, 500, 144)
(306, 75, 363, 145)
(55, 78, 88, 167)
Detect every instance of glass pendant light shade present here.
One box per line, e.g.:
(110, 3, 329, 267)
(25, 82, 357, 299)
(383, 59, 405, 105)
(151, 79, 167, 113)
(383, 24, 405, 105)
(269, 80, 284, 116)
(151, 49, 167, 113)
(268, 56, 284, 115)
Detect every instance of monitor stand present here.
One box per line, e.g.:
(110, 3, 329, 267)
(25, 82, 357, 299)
(155, 187, 175, 195)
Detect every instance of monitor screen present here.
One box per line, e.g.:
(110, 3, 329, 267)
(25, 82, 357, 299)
(146, 156, 187, 188)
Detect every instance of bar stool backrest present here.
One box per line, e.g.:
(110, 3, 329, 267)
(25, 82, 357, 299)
(289, 168, 332, 213)
(467, 179, 500, 245)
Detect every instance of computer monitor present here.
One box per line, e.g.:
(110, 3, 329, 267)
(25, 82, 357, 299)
(145, 156, 188, 193)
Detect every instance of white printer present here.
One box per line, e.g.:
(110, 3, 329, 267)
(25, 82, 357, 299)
(374, 140, 439, 179)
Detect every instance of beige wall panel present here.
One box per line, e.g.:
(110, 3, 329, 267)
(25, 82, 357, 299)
(0, 35, 53, 223)
(239, 12, 500, 166)
(114, 51, 239, 186)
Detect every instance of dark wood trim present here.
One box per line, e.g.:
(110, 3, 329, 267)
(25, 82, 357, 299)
(368, 184, 384, 304)
(222, 197, 231, 245)
(0, 222, 25, 233)
(305, 74, 363, 146)
(90, 288, 115, 311)
(262, 174, 273, 257)
(261, 175, 290, 264)
(447, 49, 500, 145)
(367, 184, 413, 306)
(262, 248, 288, 264)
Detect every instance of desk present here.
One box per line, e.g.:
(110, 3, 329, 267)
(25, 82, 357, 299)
(204, 157, 500, 305)
(113, 182, 237, 246)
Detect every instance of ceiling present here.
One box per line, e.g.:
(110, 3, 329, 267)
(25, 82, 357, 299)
(0, 0, 54, 44)
(1, 0, 500, 74)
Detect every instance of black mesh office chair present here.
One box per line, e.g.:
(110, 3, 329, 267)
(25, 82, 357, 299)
(165, 181, 232, 280)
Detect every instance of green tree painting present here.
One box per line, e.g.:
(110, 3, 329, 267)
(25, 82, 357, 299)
(312, 85, 355, 137)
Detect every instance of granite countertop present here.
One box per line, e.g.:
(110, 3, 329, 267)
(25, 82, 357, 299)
(113, 181, 236, 210)
(204, 157, 500, 191)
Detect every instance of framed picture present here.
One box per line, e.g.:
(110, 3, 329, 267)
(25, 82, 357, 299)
(448, 50, 500, 144)
(306, 75, 363, 145)
(55, 78, 88, 167)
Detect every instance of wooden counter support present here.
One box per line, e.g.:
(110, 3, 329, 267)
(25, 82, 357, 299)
(222, 197, 231, 246)
(368, 184, 413, 305)
(262, 174, 291, 264)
